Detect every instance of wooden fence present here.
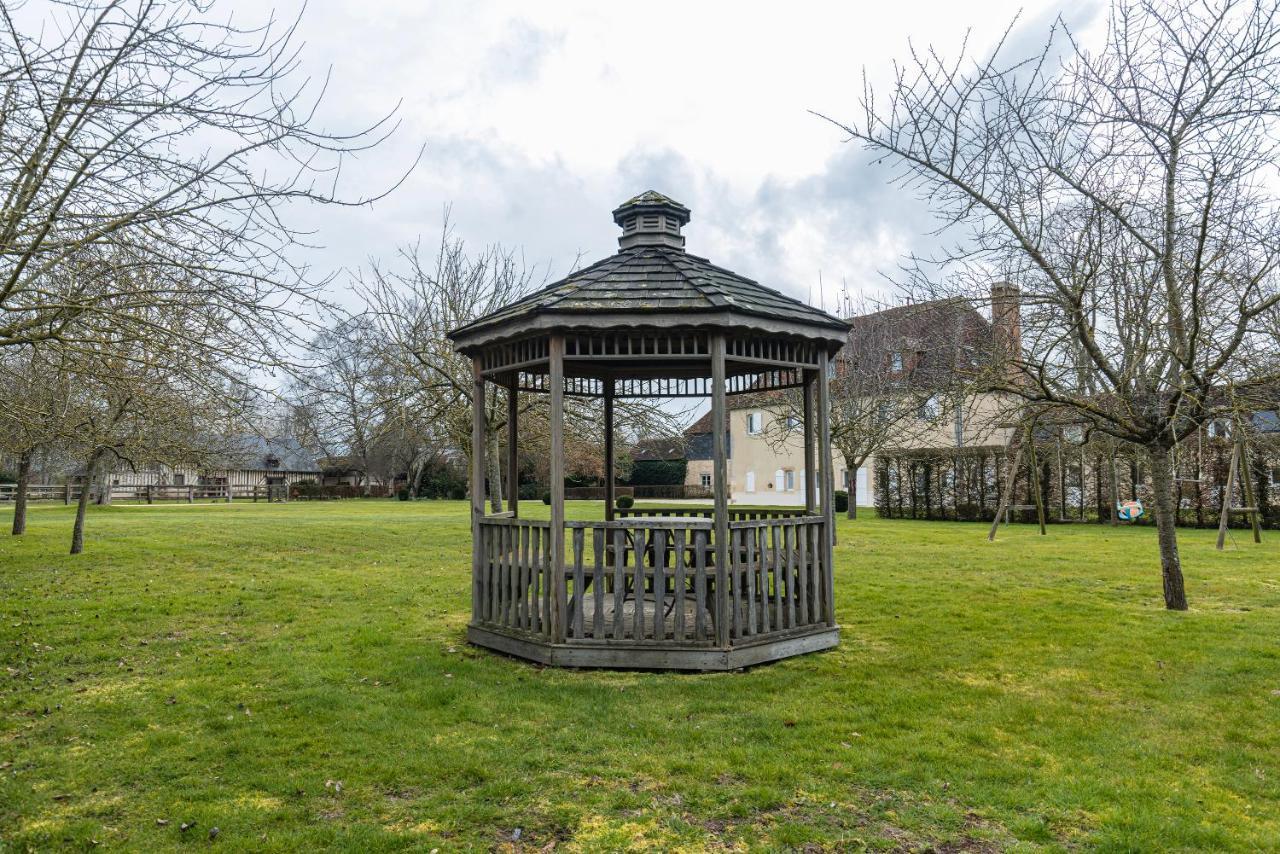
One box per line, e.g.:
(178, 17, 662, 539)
(0, 483, 295, 504)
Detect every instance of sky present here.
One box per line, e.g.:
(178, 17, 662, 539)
(261, 0, 1103, 314)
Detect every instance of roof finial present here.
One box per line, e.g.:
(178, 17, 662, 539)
(612, 191, 691, 251)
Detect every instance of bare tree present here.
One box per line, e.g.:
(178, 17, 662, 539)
(360, 213, 679, 508)
(289, 317, 393, 489)
(62, 341, 241, 553)
(358, 214, 540, 511)
(0, 0, 407, 365)
(0, 344, 73, 533)
(824, 0, 1280, 609)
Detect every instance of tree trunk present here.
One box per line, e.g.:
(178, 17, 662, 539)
(1148, 445, 1188, 610)
(846, 461, 857, 519)
(988, 428, 1025, 541)
(12, 450, 31, 535)
(71, 451, 104, 555)
(1108, 453, 1120, 526)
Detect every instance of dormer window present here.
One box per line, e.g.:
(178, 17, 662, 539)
(265, 455, 281, 470)
(891, 351, 904, 372)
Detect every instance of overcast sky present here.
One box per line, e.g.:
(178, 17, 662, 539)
(269, 0, 1101, 313)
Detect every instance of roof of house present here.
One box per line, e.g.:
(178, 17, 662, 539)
(840, 297, 995, 386)
(222, 435, 319, 472)
(684, 409, 729, 435)
(630, 437, 687, 462)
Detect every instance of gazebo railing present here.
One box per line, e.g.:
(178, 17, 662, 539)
(563, 519, 716, 644)
(616, 507, 809, 522)
(725, 515, 832, 639)
(475, 517, 553, 634)
(475, 514, 832, 647)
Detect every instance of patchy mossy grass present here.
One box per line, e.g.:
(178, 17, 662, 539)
(2, 501, 1278, 850)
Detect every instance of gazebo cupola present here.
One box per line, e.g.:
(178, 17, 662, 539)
(613, 190, 691, 250)
(448, 192, 849, 670)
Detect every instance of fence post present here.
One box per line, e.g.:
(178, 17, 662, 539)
(146, 484, 153, 505)
(64, 483, 71, 505)
(188, 485, 194, 503)
(226, 485, 233, 504)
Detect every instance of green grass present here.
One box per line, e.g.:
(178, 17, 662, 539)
(2, 500, 1278, 851)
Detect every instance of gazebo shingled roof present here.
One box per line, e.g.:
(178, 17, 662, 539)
(450, 190, 848, 351)
(447, 192, 846, 670)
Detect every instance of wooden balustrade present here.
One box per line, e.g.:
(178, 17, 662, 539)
(726, 515, 830, 640)
(475, 513, 830, 651)
(475, 517, 553, 637)
(616, 506, 808, 522)
(564, 518, 715, 645)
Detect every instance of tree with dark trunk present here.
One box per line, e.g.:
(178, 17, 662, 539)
(11, 450, 30, 535)
(823, 0, 1280, 608)
(69, 448, 104, 555)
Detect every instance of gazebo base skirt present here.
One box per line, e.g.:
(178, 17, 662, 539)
(467, 624, 839, 671)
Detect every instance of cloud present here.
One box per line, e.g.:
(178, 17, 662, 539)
(240, 0, 1093, 318)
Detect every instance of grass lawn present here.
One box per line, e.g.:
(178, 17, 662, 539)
(2, 500, 1278, 851)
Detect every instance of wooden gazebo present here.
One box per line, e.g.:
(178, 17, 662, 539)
(448, 192, 849, 670)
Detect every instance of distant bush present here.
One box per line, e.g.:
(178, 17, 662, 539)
(291, 480, 321, 499)
(626, 459, 686, 486)
(518, 482, 543, 501)
(615, 495, 635, 509)
(396, 488, 410, 501)
(833, 490, 849, 514)
(542, 492, 551, 506)
(0, 471, 15, 484)
(416, 458, 468, 499)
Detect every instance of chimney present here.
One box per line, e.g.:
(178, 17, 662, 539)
(990, 281, 1021, 374)
(612, 191, 691, 251)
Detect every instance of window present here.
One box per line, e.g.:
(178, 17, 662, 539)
(700, 473, 711, 488)
(918, 394, 941, 421)
(174, 474, 185, 487)
(745, 471, 756, 493)
(1064, 425, 1085, 444)
(1207, 419, 1232, 439)
(784, 469, 796, 491)
(891, 351, 904, 372)
(1271, 467, 1280, 488)
(876, 401, 893, 423)
(773, 469, 784, 491)
(785, 414, 802, 431)
(264, 455, 281, 470)
(747, 412, 763, 435)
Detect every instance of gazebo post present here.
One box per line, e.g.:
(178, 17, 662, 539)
(548, 334, 567, 642)
(501, 376, 517, 517)
(506, 375, 519, 517)
(470, 361, 487, 625)
(710, 333, 730, 647)
(604, 378, 615, 522)
(817, 350, 836, 626)
(803, 370, 817, 513)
